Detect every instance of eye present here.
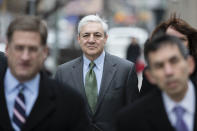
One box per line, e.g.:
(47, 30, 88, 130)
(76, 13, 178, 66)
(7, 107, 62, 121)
(29, 46, 38, 53)
(94, 33, 103, 39)
(14, 45, 24, 51)
(170, 56, 179, 64)
(153, 63, 163, 70)
(180, 38, 187, 42)
(95, 34, 102, 37)
(83, 35, 88, 37)
(82, 34, 90, 39)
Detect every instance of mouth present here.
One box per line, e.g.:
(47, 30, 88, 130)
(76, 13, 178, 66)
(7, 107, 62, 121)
(19, 62, 31, 69)
(166, 80, 178, 88)
(87, 46, 96, 49)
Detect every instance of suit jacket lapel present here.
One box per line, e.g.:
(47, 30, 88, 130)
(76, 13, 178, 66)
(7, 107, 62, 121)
(146, 89, 175, 131)
(23, 73, 55, 131)
(95, 53, 117, 113)
(71, 57, 93, 115)
(71, 57, 86, 99)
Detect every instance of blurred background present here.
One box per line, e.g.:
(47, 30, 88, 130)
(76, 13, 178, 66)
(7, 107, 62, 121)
(0, 0, 197, 76)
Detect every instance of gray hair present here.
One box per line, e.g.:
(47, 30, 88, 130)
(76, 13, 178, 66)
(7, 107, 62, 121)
(77, 15, 108, 35)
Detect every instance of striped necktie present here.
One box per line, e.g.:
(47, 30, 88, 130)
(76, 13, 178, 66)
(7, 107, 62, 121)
(13, 84, 26, 129)
(85, 61, 98, 113)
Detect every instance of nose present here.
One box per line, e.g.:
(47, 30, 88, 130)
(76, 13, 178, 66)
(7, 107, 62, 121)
(21, 48, 30, 60)
(164, 63, 173, 76)
(87, 34, 96, 42)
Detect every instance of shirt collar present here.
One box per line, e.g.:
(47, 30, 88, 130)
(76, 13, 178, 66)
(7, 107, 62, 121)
(4, 68, 18, 94)
(5, 68, 40, 95)
(162, 80, 195, 114)
(83, 51, 105, 70)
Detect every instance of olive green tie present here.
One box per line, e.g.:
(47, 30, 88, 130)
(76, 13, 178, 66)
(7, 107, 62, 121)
(85, 61, 98, 112)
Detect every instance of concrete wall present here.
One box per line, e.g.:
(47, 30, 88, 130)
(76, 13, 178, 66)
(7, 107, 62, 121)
(166, 0, 197, 28)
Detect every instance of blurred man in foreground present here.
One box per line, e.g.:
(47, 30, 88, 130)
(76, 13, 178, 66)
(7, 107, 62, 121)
(140, 14, 197, 97)
(0, 15, 88, 131)
(116, 35, 197, 131)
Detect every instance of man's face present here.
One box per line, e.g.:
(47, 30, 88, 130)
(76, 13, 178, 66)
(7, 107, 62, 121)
(78, 22, 107, 60)
(147, 44, 194, 100)
(166, 27, 189, 47)
(6, 31, 48, 82)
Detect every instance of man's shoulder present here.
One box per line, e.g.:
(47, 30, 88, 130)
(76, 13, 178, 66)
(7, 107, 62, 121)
(118, 89, 160, 118)
(106, 53, 135, 72)
(116, 89, 163, 131)
(106, 53, 134, 66)
(0, 51, 7, 62)
(57, 57, 82, 70)
(41, 73, 82, 100)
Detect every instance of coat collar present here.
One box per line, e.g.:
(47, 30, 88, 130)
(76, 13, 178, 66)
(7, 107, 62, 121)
(94, 53, 117, 114)
(23, 72, 56, 131)
(145, 89, 175, 131)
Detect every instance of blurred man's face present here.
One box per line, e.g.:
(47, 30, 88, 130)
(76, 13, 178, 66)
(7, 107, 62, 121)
(78, 22, 107, 61)
(6, 31, 48, 82)
(166, 27, 189, 47)
(147, 44, 194, 101)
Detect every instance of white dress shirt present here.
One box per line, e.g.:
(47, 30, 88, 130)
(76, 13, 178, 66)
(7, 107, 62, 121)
(83, 51, 105, 93)
(162, 80, 195, 131)
(4, 68, 40, 131)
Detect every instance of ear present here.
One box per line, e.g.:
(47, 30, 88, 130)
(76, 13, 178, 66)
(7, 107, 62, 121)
(145, 69, 157, 84)
(43, 46, 49, 61)
(187, 56, 195, 75)
(103, 34, 108, 45)
(5, 43, 9, 57)
(77, 34, 80, 42)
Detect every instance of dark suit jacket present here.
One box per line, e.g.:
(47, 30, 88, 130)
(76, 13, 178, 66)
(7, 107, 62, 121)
(0, 51, 7, 78)
(116, 82, 197, 131)
(55, 52, 139, 131)
(0, 71, 89, 131)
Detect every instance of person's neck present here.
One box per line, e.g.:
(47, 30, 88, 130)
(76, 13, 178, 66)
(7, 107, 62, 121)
(85, 54, 100, 61)
(170, 86, 188, 102)
(87, 57, 96, 61)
